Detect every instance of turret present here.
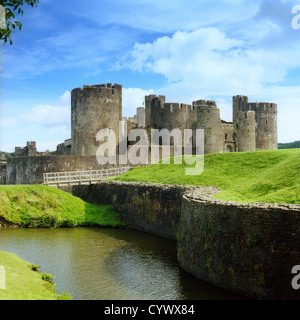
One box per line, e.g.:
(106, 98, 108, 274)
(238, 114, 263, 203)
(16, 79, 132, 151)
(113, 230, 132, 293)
(252, 102, 278, 150)
(193, 100, 223, 154)
(145, 95, 165, 128)
(71, 83, 122, 156)
(235, 111, 256, 152)
(233, 95, 248, 122)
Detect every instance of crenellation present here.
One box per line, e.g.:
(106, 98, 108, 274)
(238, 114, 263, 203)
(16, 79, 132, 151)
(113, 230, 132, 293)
(207, 100, 217, 107)
(180, 103, 192, 112)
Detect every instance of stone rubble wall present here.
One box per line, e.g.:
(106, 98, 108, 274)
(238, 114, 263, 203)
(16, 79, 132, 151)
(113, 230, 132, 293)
(71, 181, 300, 299)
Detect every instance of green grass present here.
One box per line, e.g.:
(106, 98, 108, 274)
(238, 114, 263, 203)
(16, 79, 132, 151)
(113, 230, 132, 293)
(0, 185, 127, 228)
(0, 250, 72, 300)
(114, 149, 300, 204)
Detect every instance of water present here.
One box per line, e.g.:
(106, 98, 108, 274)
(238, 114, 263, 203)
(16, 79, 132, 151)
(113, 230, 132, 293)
(0, 227, 245, 300)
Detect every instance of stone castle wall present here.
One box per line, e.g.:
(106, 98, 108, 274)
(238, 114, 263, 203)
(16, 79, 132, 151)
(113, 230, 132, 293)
(193, 100, 224, 154)
(71, 181, 300, 300)
(248, 102, 278, 150)
(235, 111, 256, 152)
(72, 181, 190, 240)
(2, 155, 131, 185)
(144, 93, 277, 154)
(222, 121, 236, 152)
(177, 188, 300, 300)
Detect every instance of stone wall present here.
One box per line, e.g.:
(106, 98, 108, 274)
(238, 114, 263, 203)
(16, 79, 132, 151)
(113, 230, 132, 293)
(0, 164, 6, 184)
(177, 188, 300, 300)
(72, 181, 192, 240)
(4, 155, 131, 185)
(235, 111, 256, 152)
(194, 100, 224, 154)
(71, 181, 300, 299)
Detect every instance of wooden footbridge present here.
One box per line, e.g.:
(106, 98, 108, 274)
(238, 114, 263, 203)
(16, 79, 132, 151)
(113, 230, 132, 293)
(43, 167, 131, 187)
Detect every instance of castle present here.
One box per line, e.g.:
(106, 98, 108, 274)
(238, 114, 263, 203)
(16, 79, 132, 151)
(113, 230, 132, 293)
(1, 83, 278, 185)
(63, 83, 277, 157)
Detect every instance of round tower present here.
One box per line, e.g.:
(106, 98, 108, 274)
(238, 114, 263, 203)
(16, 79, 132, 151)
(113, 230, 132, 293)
(145, 95, 165, 128)
(233, 95, 249, 123)
(235, 111, 256, 152)
(71, 83, 122, 156)
(254, 102, 278, 150)
(193, 100, 223, 154)
(136, 107, 145, 127)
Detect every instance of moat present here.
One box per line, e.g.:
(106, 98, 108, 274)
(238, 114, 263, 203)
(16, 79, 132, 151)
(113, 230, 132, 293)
(0, 227, 244, 300)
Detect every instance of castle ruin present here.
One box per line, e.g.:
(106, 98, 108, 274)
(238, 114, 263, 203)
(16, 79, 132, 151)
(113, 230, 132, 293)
(1, 83, 278, 185)
(66, 83, 278, 156)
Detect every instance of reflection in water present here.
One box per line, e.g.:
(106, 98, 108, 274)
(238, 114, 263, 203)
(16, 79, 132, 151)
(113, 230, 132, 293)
(0, 227, 245, 300)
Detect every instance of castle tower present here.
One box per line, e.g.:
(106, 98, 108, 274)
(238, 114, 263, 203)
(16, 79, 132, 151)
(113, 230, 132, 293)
(71, 83, 122, 156)
(136, 107, 145, 127)
(145, 95, 166, 128)
(248, 102, 278, 150)
(193, 100, 224, 154)
(233, 95, 249, 123)
(235, 111, 256, 152)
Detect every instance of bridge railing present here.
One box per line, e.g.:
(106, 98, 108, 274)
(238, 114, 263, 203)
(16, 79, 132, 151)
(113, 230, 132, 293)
(43, 167, 131, 186)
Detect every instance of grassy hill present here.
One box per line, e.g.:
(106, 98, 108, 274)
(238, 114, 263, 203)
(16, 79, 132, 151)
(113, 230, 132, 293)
(114, 149, 300, 204)
(0, 185, 127, 228)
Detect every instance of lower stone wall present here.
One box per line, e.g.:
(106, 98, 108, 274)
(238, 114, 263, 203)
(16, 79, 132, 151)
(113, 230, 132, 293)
(72, 181, 300, 299)
(73, 181, 192, 240)
(3, 155, 132, 185)
(0, 164, 6, 184)
(177, 189, 300, 300)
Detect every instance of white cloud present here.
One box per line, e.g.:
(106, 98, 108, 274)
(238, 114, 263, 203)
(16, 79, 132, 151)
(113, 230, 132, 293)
(122, 87, 154, 117)
(20, 91, 71, 127)
(0, 117, 17, 127)
(123, 27, 300, 96)
(119, 26, 300, 142)
(58, 91, 71, 106)
(0, 91, 71, 152)
(21, 104, 69, 127)
(68, 0, 259, 34)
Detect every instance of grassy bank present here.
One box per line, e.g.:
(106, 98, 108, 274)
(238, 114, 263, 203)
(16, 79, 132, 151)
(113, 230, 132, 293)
(0, 250, 71, 300)
(115, 149, 300, 204)
(0, 185, 127, 228)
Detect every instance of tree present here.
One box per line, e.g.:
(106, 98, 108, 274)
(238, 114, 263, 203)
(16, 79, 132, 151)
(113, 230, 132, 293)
(0, 0, 39, 45)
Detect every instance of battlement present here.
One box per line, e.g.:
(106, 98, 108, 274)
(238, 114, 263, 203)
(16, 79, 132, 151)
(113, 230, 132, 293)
(192, 100, 217, 108)
(163, 103, 192, 112)
(247, 102, 278, 114)
(233, 95, 248, 103)
(72, 83, 122, 98)
(256, 102, 278, 113)
(235, 110, 256, 120)
(15, 141, 38, 157)
(145, 95, 166, 106)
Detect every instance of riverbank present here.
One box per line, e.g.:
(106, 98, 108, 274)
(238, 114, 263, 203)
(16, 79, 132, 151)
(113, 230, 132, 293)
(72, 180, 300, 299)
(0, 185, 127, 228)
(0, 250, 72, 300)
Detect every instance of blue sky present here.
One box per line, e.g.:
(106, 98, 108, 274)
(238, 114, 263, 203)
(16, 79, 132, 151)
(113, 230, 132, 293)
(1, 0, 300, 152)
